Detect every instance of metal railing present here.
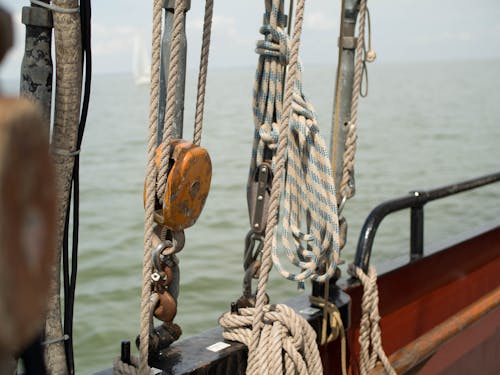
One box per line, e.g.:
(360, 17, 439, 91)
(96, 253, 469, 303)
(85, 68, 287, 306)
(354, 171, 500, 273)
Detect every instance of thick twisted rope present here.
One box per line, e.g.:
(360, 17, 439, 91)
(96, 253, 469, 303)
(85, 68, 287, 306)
(250, 0, 339, 286)
(339, 0, 367, 202)
(348, 265, 395, 375)
(220, 304, 322, 375)
(157, 0, 185, 199)
(136, 1, 215, 373)
(138, 0, 163, 373)
(193, 0, 214, 146)
(221, 1, 335, 374)
(249, 0, 287, 177)
(250, 0, 323, 368)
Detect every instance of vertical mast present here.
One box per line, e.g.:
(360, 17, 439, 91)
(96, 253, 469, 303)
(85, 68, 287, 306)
(158, 0, 189, 144)
(330, 0, 361, 203)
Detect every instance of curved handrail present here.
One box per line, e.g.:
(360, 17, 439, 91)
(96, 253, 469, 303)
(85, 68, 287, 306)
(354, 171, 500, 273)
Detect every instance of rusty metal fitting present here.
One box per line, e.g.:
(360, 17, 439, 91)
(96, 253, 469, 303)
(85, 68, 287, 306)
(136, 322, 182, 353)
(154, 291, 177, 322)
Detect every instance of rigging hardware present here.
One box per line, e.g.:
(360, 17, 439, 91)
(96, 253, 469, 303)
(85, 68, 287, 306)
(152, 139, 212, 231)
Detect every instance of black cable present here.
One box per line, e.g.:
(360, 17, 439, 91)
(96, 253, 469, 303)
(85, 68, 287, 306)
(62, 1, 92, 374)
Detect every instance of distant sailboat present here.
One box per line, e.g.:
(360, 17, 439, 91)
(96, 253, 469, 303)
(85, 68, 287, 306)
(132, 36, 150, 85)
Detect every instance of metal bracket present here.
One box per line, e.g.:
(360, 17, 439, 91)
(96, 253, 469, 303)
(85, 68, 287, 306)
(247, 163, 272, 234)
(163, 0, 191, 12)
(22, 6, 53, 28)
(338, 36, 357, 50)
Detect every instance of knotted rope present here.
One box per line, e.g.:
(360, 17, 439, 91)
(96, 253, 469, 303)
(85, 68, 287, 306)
(251, 0, 340, 287)
(276, 81, 340, 286)
(348, 265, 395, 375)
(221, 0, 338, 373)
(220, 303, 322, 374)
(250, 0, 288, 172)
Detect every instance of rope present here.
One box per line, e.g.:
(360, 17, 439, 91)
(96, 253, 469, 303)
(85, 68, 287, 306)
(221, 0, 337, 373)
(249, 0, 339, 286)
(275, 86, 340, 285)
(139, 0, 163, 372)
(193, 0, 214, 146)
(310, 296, 347, 375)
(138, 1, 214, 372)
(45, 0, 83, 372)
(113, 356, 140, 375)
(219, 304, 322, 375)
(348, 265, 395, 375)
(157, 0, 185, 199)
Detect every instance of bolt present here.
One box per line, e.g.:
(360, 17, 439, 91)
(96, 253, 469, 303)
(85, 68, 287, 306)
(257, 195, 263, 201)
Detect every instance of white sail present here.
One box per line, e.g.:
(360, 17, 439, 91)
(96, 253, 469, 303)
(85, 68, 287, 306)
(132, 35, 150, 85)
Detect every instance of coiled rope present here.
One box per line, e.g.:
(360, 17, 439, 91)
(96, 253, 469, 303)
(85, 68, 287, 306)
(220, 0, 339, 373)
(250, 0, 340, 286)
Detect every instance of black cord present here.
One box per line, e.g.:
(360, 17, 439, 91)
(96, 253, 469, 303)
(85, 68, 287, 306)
(62, 1, 92, 374)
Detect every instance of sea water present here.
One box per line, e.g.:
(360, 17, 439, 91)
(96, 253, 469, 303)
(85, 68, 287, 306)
(2, 60, 500, 373)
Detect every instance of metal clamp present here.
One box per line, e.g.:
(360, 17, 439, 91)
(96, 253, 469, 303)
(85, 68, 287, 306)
(163, 0, 191, 11)
(338, 36, 357, 50)
(247, 162, 272, 234)
(22, 6, 53, 28)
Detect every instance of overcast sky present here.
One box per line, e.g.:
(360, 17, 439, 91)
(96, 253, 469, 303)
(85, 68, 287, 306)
(1, 0, 500, 79)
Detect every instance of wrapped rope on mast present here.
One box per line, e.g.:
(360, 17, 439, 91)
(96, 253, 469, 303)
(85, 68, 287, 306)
(45, 0, 83, 373)
(20, 0, 53, 138)
(158, 0, 190, 143)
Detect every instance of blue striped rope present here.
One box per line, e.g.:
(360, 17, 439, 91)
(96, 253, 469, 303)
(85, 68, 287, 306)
(249, 0, 339, 286)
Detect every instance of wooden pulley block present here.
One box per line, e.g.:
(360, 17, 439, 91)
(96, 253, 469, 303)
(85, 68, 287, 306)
(156, 139, 211, 231)
(0, 97, 55, 355)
